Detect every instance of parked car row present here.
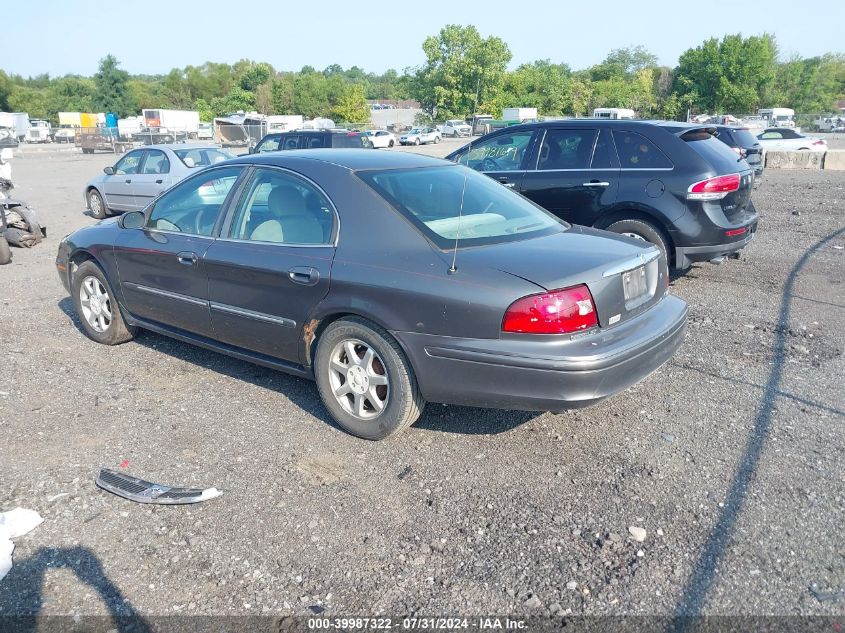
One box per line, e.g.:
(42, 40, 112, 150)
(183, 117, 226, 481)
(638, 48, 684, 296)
(61, 148, 687, 440)
(62, 118, 762, 440)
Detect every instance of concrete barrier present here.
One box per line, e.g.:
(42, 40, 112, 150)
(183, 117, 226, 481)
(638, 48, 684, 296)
(822, 150, 845, 171)
(764, 150, 824, 169)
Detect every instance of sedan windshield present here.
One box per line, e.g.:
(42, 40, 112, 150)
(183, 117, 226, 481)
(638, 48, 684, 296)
(358, 165, 566, 249)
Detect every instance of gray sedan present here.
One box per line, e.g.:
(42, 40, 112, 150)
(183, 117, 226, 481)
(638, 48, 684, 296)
(58, 150, 687, 440)
(83, 144, 234, 218)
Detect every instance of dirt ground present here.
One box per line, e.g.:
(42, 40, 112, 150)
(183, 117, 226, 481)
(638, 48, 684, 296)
(0, 147, 843, 624)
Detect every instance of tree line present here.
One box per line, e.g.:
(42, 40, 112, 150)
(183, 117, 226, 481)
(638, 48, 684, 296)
(0, 26, 843, 126)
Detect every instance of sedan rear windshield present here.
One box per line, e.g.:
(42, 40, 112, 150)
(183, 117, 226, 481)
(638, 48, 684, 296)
(722, 128, 759, 148)
(358, 165, 566, 249)
(174, 148, 235, 168)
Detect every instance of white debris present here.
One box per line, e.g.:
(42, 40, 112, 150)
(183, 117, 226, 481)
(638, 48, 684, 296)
(628, 526, 647, 542)
(198, 488, 223, 502)
(0, 508, 44, 581)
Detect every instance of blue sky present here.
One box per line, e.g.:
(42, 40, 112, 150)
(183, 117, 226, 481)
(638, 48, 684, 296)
(10, 0, 843, 77)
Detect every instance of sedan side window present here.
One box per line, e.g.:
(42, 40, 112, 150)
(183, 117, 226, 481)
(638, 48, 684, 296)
(114, 151, 143, 175)
(142, 150, 170, 174)
(760, 131, 783, 139)
(456, 131, 535, 172)
(228, 168, 334, 245)
(612, 131, 673, 169)
(147, 166, 243, 236)
(537, 129, 598, 170)
(282, 135, 300, 150)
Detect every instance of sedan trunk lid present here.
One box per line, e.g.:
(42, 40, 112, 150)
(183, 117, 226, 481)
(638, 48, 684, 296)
(449, 226, 669, 329)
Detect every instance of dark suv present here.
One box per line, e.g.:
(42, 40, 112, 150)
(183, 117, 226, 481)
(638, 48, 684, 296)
(250, 130, 371, 154)
(446, 120, 758, 269)
(711, 125, 763, 176)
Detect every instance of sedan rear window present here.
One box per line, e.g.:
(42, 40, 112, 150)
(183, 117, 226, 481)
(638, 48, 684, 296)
(174, 148, 235, 168)
(358, 165, 565, 249)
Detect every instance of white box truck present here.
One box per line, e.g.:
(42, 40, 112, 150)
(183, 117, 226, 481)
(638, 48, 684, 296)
(502, 107, 538, 122)
(0, 113, 30, 141)
(142, 109, 200, 138)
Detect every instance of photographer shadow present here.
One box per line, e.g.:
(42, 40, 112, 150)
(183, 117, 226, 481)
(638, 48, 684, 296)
(0, 546, 150, 632)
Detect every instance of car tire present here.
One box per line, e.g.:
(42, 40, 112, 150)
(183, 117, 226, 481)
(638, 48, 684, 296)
(71, 260, 136, 345)
(605, 218, 670, 264)
(388, 140, 394, 148)
(88, 189, 108, 219)
(414, 138, 421, 145)
(314, 317, 425, 440)
(434, 136, 440, 144)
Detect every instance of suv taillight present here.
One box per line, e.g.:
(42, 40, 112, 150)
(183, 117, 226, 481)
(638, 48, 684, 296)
(502, 285, 598, 334)
(687, 173, 741, 201)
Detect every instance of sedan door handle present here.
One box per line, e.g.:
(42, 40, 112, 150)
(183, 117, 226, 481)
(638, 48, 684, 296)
(125, 179, 132, 184)
(177, 251, 198, 266)
(155, 179, 163, 184)
(501, 182, 516, 188)
(583, 181, 610, 187)
(288, 266, 319, 286)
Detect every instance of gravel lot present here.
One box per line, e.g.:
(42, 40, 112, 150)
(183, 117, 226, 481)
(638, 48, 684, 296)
(0, 146, 843, 622)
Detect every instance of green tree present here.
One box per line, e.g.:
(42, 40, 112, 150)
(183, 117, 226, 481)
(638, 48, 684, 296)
(674, 34, 777, 113)
(0, 70, 12, 111)
(93, 55, 136, 117)
(408, 24, 511, 118)
(239, 62, 273, 91)
(292, 72, 330, 118)
(7, 86, 49, 119)
(331, 84, 371, 124)
(496, 60, 571, 116)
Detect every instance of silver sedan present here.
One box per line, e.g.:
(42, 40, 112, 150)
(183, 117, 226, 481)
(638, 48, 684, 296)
(83, 144, 234, 219)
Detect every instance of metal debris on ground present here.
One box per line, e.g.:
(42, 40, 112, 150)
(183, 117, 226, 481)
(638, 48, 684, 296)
(95, 469, 223, 505)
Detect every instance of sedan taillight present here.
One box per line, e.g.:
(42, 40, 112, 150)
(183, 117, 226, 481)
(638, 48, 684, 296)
(502, 285, 598, 334)
(687, 173, 741, 201)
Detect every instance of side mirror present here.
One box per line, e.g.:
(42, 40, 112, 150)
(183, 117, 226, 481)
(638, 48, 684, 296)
(119, 210, 145, 229)
(103, 166, 115, 175)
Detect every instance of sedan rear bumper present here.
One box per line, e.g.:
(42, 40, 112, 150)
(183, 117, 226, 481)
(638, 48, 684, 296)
(392, 295, 687, 412)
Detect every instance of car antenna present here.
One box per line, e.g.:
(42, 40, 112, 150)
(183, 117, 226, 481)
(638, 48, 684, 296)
(448, 169, 468, 275)
(448, 127, 476, 274)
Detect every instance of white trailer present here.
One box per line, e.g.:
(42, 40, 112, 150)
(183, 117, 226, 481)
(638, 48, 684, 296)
(593, 108, 636, 120)
(142, 109, 200, 137)
(117, 116, 144, 140)
(0, 113, 30, 141)
(502, 107, 538, 122)
(267, 115, 304, 132)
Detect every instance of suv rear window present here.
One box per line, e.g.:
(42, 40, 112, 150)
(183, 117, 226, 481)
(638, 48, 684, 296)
(729, 128, 759, 147)
(333, 132, 369, 148)
(683, 134, 745, 173)
(613, 131, 673, 169)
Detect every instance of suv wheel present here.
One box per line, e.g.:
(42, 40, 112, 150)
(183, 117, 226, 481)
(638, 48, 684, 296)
(605, 219, 670, 264)
(314, 317, 424, 440)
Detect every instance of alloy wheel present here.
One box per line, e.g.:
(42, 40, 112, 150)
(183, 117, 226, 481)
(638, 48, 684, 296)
(79, 276, 112, 333)
(327, 338, 389, 420)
